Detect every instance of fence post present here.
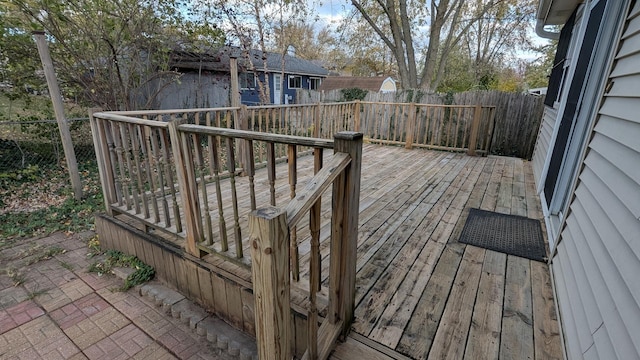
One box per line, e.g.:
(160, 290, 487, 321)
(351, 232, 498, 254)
(405, 102, 417, 149)
(33, 31, 83, 200)
(468, 104, 482, 156)
(168, 120, 205, 258)
(249, 206, 291, 360)
(314, 102, 321, 138)
(329, 131, 363, 336)
(354, 100, 361, 132)
(484, 107, 497, 156)
(88, 109, 114, 215)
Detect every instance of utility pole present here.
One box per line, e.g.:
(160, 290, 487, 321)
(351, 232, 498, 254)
(33, 31, 83, 200)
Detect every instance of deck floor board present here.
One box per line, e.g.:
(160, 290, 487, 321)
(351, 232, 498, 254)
(117, 145, 561, 359)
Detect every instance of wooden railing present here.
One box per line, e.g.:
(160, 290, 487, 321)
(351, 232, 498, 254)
(244, 101, 495, 155)
(90, 101, 490, 359)
(89, 108, 239, 237)
(91, 107, 361, 359)
(250, 132, 362, 360)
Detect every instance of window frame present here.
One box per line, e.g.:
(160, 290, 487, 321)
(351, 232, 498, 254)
(309, 77, 321, 90)
(288, 75, 302, 89)
(239, 72, 256, 90)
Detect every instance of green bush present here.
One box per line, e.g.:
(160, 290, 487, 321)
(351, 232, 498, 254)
(340, 88, 368, 101)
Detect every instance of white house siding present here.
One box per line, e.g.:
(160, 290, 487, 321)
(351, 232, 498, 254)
(551, 2, 640, 359)
(532, 106, 558, 187)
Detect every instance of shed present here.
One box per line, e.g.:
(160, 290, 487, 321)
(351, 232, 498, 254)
(318, 76, 396, 93)
(168, 46, 328, 106)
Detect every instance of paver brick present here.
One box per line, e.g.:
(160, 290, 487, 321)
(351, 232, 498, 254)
(97, 287, 148, 318)
(36, 278, 93, 311)
(0, 300, 44, 333)
(1, 316, 81, 359)
(131, 306, 174, 339)
(157, 326, 205, 359)
(64, 307, 130, 350)
(131, 342, 177, 360)
(0, 286, 28, 310)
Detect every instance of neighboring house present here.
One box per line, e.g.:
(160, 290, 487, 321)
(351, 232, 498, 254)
(166, 47, 328, 106)
(532, 1, 640, 359)
(318, 76, 397, 93)
(238, 48, 329, 105)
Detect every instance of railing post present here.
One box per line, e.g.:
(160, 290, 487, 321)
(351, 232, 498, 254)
(329, 131, 363, 336)
(238, 104, 251, 176)
(354, 100, 361, 132)
(89, 109, 115, 215)
(405, 102, 416, 149)
(249, 206, 291, 360)
(468, 104, 482, 156)
(168, 120, 205, 258)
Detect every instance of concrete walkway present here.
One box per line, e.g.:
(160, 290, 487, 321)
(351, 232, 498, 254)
(0, 231, 251, 360)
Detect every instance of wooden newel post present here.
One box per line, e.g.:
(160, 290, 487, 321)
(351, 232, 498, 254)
(88, 109, 115, 215)
(468, 104, 482, 156)
(249, 206, 291, 360)
(354, 100, 361, 132)
(168, 120, 205, 258)
(329, 132, 363, 336)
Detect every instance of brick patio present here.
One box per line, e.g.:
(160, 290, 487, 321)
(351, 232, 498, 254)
(0, 232, 246, 360)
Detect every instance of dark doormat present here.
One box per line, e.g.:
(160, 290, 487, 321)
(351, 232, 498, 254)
(458, 208, 547, 262)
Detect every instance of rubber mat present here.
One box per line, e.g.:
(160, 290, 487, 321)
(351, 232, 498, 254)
(458, 208, 547, 262)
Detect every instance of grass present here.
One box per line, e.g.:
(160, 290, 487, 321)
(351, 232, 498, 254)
(24, 245, 65, 265)
(6, 267, 26, 287)
(0, 161, 103, 241)
(59, 260, 74, 271)
(26, 289, 49, 300)
(0, 91, 87, 122)
(89, 249, 155, 291)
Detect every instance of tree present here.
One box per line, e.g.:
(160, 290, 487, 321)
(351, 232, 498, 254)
(523, 41, 555, 89)
(210, 0, 310, 104)
(460, 0, 536, 85)
(349, 0, 537, 90)
(335, 12, 396, 77)
(2, 0, 224, 111)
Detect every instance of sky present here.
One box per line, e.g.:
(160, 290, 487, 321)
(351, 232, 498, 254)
(311, 0, 549, 62)
(312, 0, 349, 28)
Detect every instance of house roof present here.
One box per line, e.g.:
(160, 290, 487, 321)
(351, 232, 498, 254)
(170, 46, 328, 77)
(537, 0, 581, 25)
(318, 76, 395, 92)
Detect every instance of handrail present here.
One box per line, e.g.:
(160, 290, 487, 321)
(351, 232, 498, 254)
(247, 101, 358, 110)
(93, 112, 169, 128)
(178, 124, 335, 149)
(108, 106, 242, 116)
(285, 152, 351, 228)
(249, 132, 363, 360)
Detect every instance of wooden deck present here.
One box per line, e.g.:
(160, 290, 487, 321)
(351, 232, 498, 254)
(322, 145, 562, 359)
(114, 144, 562, 359)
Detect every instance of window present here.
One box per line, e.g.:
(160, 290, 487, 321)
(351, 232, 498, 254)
(239, 72, 256, 90)
(288, 75, 302, 89)
(544, 11, 577, 107)
(309, 78, 321, 90)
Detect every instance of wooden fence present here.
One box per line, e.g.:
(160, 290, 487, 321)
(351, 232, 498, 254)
(297, 89, 544, 159)
(90, 108, 363, 360)
(243, 102, 495, 156)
